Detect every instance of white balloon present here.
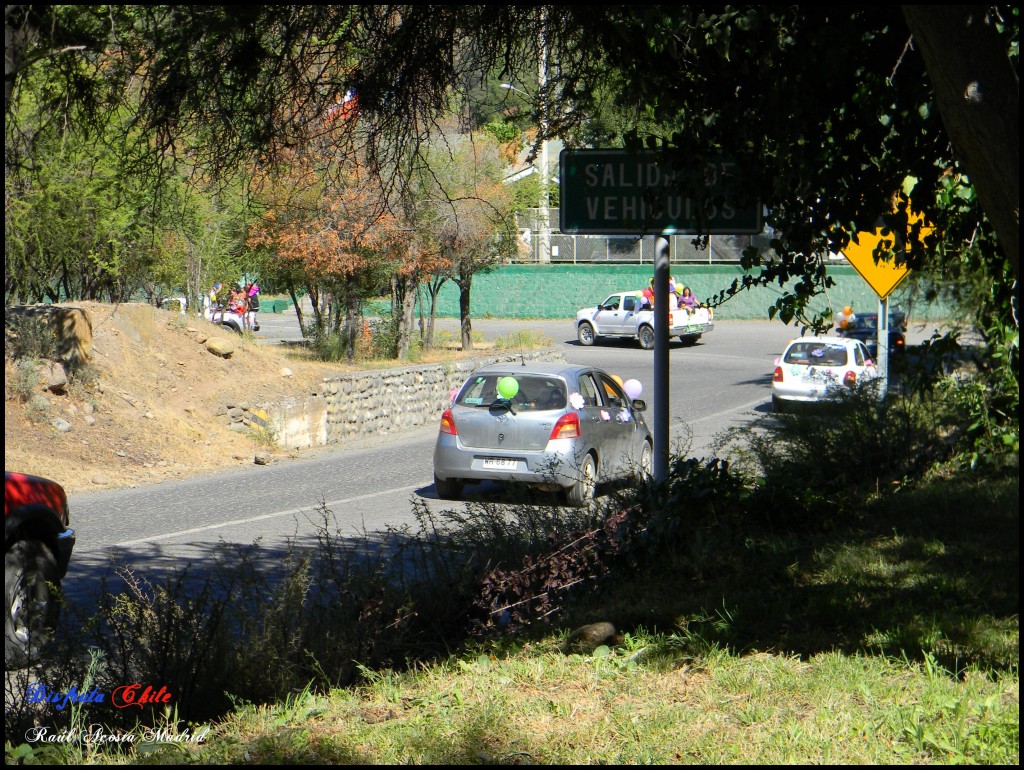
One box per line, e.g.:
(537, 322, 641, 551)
(623, 379, 643, 399)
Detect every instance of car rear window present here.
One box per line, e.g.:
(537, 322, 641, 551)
(783, 342, 849, 367)
(456, 374, 567, 412)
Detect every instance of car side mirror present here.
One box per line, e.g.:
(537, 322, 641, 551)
(631, 398, 647, 412)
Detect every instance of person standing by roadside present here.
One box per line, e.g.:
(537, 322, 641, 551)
(245, 283, 261, 331)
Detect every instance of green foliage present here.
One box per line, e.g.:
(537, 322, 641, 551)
(935, 334, 1020, 471)
(481, 120, 520, 145)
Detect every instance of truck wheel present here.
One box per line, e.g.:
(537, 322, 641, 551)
(5, 539, 60, 668)
(434, 474, 463, 501)
(638, 325, 655, 350)
(565, 453, 597, 507)
(678, 335, 700, 346)
(577, 322, 596, 346)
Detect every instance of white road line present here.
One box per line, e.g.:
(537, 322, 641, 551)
(113, 483, 423, 547)
(689, 398, 766, 425)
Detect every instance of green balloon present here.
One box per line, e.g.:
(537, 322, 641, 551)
(497, 376, 519, 399)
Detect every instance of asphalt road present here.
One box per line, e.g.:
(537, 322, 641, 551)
(62, 314, 940, 605)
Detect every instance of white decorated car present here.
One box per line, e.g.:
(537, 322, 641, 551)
(771, 336, 879, 412)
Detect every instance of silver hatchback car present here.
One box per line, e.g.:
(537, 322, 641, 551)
(433, 362, 653, 505)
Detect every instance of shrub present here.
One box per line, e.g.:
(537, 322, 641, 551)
(5, 314, 57, 362)
(713, 385, 947, 528)
(8, 359, 41, 403)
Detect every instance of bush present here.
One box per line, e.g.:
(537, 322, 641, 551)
(8, 359, 41, 403)
(5, 314, 57, 362)
(712, 385, 948, 528)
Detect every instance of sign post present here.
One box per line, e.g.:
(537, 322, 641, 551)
(560, 149, 761, 483)
(841, 209, 928, 394)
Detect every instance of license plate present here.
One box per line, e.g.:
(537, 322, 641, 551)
(802, 368, 835, 383)
(482, 458, 518, 470)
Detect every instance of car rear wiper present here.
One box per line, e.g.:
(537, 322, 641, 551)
(489, 398, 517, 415)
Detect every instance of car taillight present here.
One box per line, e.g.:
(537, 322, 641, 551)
(773, 366, 784, 382)
(549, 412, 581, 440)
(844, 370, 857, 387)
(439, 408, 457, 435)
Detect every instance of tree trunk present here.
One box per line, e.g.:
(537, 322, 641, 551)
(424, 275, 446, 349)
(458, 273, 473, 350)
(287, 285, 305, 333)
(902, 5, 1019, 279)
(391, 273, 420, 359)
(305, 283, 322, 335)
(344, 288, 360, 361)
(399, 279, 418, 358)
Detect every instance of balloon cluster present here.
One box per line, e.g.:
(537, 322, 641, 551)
(611, 374, 643, 400)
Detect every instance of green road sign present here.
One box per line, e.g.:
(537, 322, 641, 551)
(559, 149, 762, 235)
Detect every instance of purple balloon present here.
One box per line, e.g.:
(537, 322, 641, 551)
(623, 379, 643, 399)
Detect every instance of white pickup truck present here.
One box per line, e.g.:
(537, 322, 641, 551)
(576, 291, 714, 349)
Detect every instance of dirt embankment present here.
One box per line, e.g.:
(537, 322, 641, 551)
(4, 302, 348, 493)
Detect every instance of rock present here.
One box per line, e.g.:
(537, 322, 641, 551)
(91, 474, 110, 485)
(194, 331, 208, 344)
(205, 337, 235, 358)
(561, 622, 620, 655)
(280, 367, 293, 377)
(254, 451, 271, 465)
(6, 306, 93, 370)
(229, 423, 247, 433)
(37, 361, 68, 393)
(84, 415, 96, 426)
(52, 418, 73, 433)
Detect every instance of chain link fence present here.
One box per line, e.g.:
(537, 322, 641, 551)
(515, 208, 779, 264)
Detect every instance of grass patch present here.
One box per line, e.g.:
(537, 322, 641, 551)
(493, 328, 553, 352)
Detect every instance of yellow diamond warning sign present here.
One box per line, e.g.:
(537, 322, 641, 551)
(842, 234, 910, 299)
(841, 208, 931, 299)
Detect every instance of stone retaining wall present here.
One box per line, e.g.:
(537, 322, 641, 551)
(229, 349, 567, 450)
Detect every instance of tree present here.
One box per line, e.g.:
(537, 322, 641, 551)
(6, 6, 1017, 327)
(248, 149, 404, 359)
(416, 129, 517, 350)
